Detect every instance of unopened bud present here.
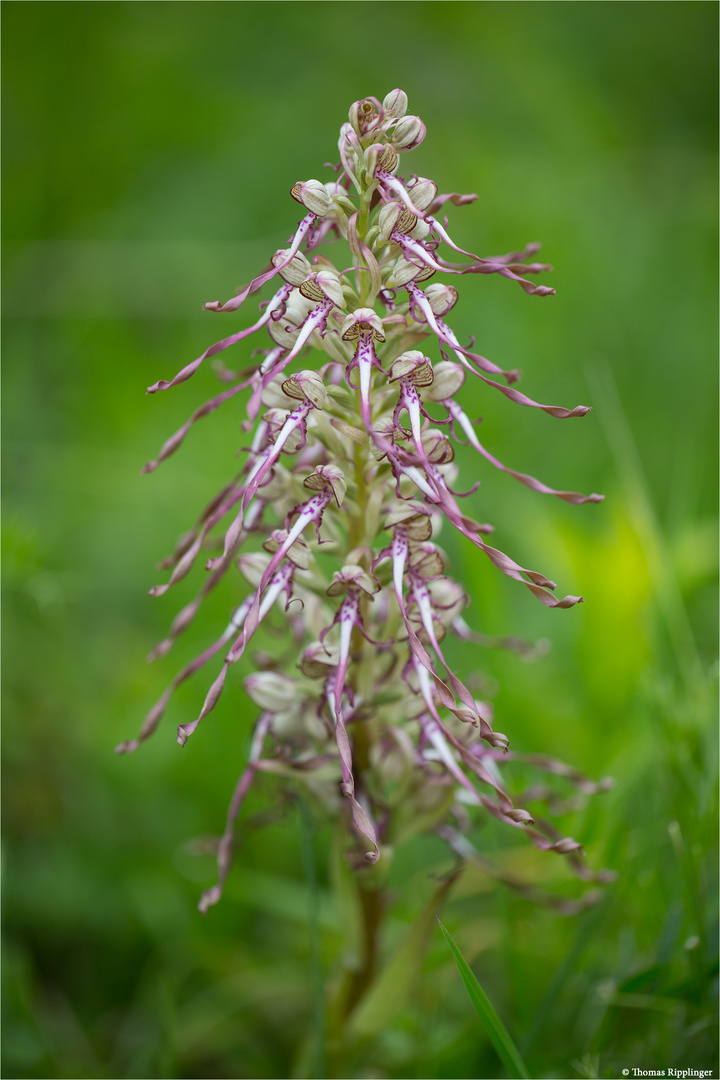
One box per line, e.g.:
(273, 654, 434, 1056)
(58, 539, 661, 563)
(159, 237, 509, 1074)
(429, 577, 466, 616)
(340, 308, 386, 342)
(262, 375, 294, 409)
(409, 218, 431, 242)
(349, 97, 380, 137)
(299, 641, 339, 679)
(263, 409, 304, 453)
(272, 248, 312, 286)
(263, 529, 311, 569)
(291, 179, 333, 218)
(412, 772, 454, 812)
(327, 565, 379, 597)
(303, 463, 346, 506)
(377, 202, 416, 241)
(365, 143, 399, 179)
(422, 361, 465, 401)
(406, 176, 438, 211)
(409, 543, 444, 579)
(423, 283, 458, 316)
(245, 672, 298, 712)
(237, 551, 271, 587)
(382, 89, 408, 120)
(387, 255, 435, 288)
(370, 731, 414, 785)
(329, 190, 357, 216)
(299, 270, 345, 308)
(384, 501, 433, 540)
(266, 292, 316, 348)
(422, 429, 454, 464)
(282, 369, 328, 409)
(370, 416, 410, 460)
(390, 115, 426, 150)
(389, 350, 433, 386)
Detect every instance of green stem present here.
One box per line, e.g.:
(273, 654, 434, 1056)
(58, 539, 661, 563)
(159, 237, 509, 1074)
(299, 799, 326, 1079)
(324, 356, 389, 1071)
(326, 869, 387, 1077)
(343, 878, 385, 1019)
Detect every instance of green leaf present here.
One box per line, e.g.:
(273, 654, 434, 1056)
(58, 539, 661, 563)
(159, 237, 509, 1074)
(438, 919, 531, 1080)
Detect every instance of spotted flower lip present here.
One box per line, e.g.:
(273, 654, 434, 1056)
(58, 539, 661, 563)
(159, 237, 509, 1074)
(120, 89, 612, 912)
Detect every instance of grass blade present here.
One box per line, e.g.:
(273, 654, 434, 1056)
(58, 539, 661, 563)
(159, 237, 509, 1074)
(438, 919, 531, 1079)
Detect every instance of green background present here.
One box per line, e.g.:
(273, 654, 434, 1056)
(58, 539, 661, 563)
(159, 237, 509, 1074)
(3, 2, 717, 1078)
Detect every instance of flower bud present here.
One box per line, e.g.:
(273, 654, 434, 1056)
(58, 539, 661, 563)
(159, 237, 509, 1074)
(238, 551, 271, 587)
(299, 270, 344, 308)
(370, 417, 410, 460)
(349, 97, 379, 137)
(422, 429, 454, 464)
(263, 529, 311, 569)
(364, 143, 399, 179)
(255, 465, 295, 508)
(384, 501, 433, 540)
(262, 409, 303, 453)
(411, 608, 446, 646)
(327, 565, 379, 597)
(389, 350, 433, 386)
(386, 255, 435, 288)
(266, 319, 299, 352)
(409, 543, 444, 579)
(290, 179, 333, 218)
(262, 374, 294, 409)
(329, 190, 357, 216)
(266, 292, 316, 348)
(299, 640, 340, 679)
(377, 202, 416, 242)
(272, 248, 312, 286)
(405, 176, 438, 212)
(382, 89, 408, 120)
(422, 283, 459, 317)
(370, 728, 416, 789)
(422, 361, 465, 402)
(271, 700, 327, 742)
(340, 308, 386, 342)
(429, 577, 466, 616)
(282, 369, 328, 409)
(409, 218, 431, 242)
(411, 770, 454, 812)
(244, 671, 298, 713)
(390, 115, 426, 150)
(303, 463, 346, 506)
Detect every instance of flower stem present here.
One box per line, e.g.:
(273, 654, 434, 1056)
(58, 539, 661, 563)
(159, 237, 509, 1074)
(343, 877, 385, 1017)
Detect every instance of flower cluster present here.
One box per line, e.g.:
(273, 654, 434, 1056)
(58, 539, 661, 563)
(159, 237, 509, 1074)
(119, 90, 612, 912)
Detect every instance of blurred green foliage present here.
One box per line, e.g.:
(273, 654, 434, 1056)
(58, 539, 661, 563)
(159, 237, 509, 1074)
(2, 3, 717, 1078)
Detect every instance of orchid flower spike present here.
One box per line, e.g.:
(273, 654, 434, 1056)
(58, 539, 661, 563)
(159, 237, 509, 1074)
(121, 89, 611, 912)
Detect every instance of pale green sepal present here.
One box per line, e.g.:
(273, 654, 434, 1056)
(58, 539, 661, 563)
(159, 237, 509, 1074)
(332, 194, 357, 216)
